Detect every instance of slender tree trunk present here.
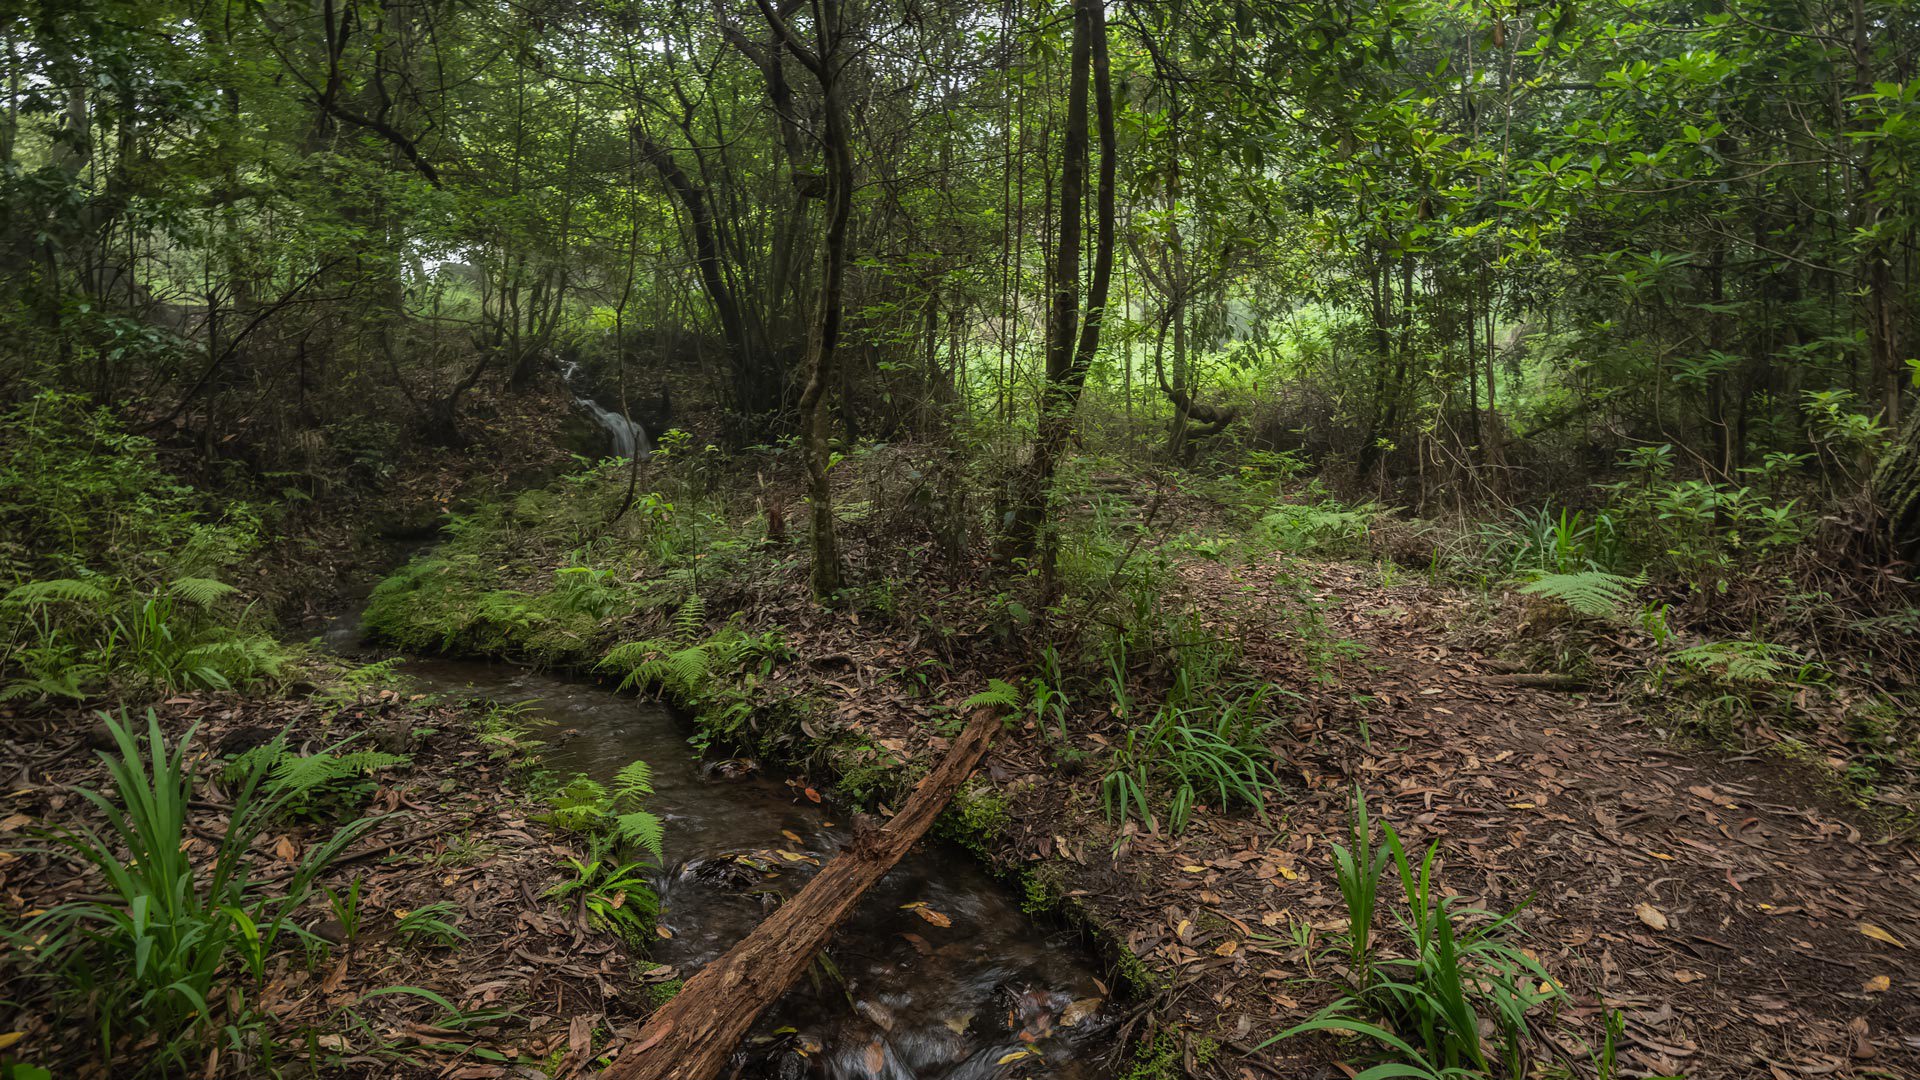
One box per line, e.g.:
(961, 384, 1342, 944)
(1008, 0, 1114, 592)
(754, 0, 851, 598)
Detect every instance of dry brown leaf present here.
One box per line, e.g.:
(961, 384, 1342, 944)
(1863, 975, 1891, 993)
(1635, 903, 1669, 931)
(914, 906, 952, 928)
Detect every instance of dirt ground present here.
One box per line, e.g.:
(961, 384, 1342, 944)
(756, 549, 1920, 1079)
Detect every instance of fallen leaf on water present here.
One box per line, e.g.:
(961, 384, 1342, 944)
(865, 1040, 886, 1073)
(803, 787, 822, 803)
(913, 906, 952, 928)
(995, 1049, 1034, 1065)
(1059, 998, 1101, 1027)
(1857, 922, 1906, 949)
(782, 829, 803, 843)
(1635, 903, 1669, 931)
(1863, 975, 1891, 993)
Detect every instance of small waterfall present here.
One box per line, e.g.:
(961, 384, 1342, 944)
(562, 359, 651, 458)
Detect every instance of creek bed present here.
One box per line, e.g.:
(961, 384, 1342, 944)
(363, 649, 1115, 1079)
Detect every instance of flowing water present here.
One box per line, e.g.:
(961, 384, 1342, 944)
(562, 358, 651, 457)
(320, 613, 1115, 1078)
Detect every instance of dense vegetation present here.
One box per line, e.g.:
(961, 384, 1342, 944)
(5, 0, 1920, 1076)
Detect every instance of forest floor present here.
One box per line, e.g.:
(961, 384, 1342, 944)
(741, 544, 1920, 1079)
(0, 688, 656, 1078)
(1110, 556, 1920, 1078)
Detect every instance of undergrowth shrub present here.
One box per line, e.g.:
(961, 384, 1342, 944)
(9, 711, 377, 1073)
(1264, 790, 1579, 1079)
(0, 394, 284, 701)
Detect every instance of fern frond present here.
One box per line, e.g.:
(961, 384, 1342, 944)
(1670, 639, 1794, 682)
(168, 576, 239, 606)
(613, 760, 654, 801)
(599, 638, 672, 673)
(614, 810, 665, 859)
(961, 678, 1022, 711)
(268, 750, 412, 798)
(671, 596, 707, 645)
(4, 577, 112, 608)
(1519, 571, 1642, 619)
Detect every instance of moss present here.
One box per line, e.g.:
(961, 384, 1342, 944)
(936, 779, 1011, 859)
(1019, 862, 1067, 916)
(645, 978, 684, 1009)
(1121, 1030, 1216, 1080)
(1110, 940, 1167, 997)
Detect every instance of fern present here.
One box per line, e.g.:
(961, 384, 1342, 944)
(267, 750, 412, 799)
(4, 577, 112, 608)
(541, 764, 665, 861)
(961, 678, 1021, 711)
(1519, 570, 1642, 619)
(671, 595, 707, 644)
(167, 577, 238, 607)
(614, 811, 665, 859)
(1669, 639, 1794, 683)
(543, 777, 613, 833)
(600, 639, 707, 695)
(613, 760, 654, 801)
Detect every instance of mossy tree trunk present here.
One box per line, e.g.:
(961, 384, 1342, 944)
(1874, 407, 1920, 561)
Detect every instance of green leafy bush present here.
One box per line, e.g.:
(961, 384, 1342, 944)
(11, 711, 377, 1071)
(0, 392, 282, 702)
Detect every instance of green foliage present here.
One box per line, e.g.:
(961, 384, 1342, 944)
(1262, 792, 1561, 1079)
(393, 902, 468, 948)
(544, 854, 659, 945)
(538, 760, 665, 862)
(1331, 786, 1390, 976)
(1517, 571, 1643, 620)
(960, 678, 1022, 712)
(11, 711, 377, 1071)
(1258, 501, 1379, 554)
(1667, 639, 1798, 684)
(1101, 675, 1280, 837)
(0, 393, 283, 702)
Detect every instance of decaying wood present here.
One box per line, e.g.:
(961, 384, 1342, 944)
(1473, 672, 1590, 692)
(598, 705, 1004, 1080)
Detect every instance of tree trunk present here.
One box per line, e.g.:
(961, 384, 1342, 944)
(1007, 0, 1115, 590)
(598, 705, 1004, 1080)
(752, 0, 852, 599)
(1874, 408, 1920, 562)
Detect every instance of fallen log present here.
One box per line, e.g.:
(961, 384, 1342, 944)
(1473, 672, 1590, 692)
(599, 704, 1005, 1080)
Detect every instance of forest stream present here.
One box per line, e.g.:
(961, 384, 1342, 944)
(318, 610, 1114, 1079)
